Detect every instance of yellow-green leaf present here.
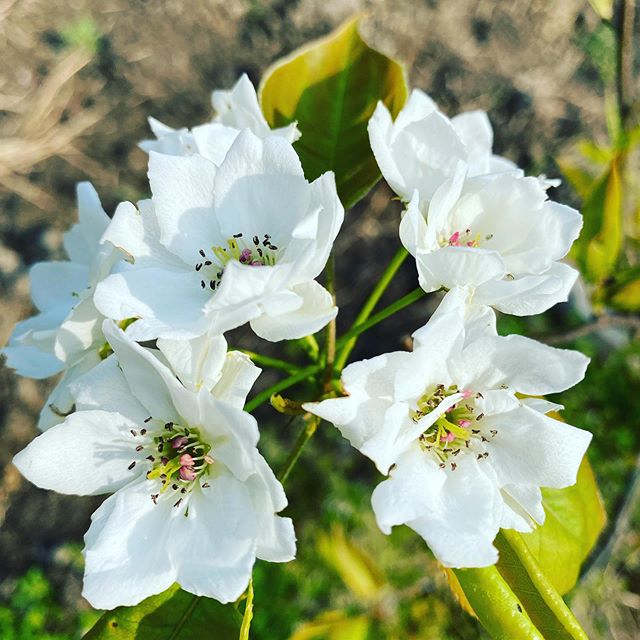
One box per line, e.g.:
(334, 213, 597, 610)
(610, 277, 640, 310)
(290, 611, 370, 640)
(520, 457, 606, 595)
(259, 16, 408, 208)
(83, 586, 241, 640)
(587, 0, 614, 20)
(453, 566, 544, 640)
(317, 525, 385, 602)
(571, 158, 624, 282)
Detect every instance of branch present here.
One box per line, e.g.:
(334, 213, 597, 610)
(543, 314, 640, 345)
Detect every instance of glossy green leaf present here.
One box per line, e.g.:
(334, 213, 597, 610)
(83, 585, 241, 640)
(259, 16, 408, 208)
(520, 458, 606, 595)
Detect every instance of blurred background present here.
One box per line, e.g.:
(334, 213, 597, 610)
(0, 0, 639, 638)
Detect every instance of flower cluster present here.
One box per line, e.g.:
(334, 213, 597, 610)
(5, 73, 591, 611)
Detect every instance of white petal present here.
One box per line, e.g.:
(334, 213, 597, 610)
(173, 472, 257, 603)
(148, 151, 219, 265)
(102, 320, 185, 423)
(212, 73, 269, 135)
(38, 350, 102, 430)
(13, 410, 141, 495)
(94, 268, 209, 340)
(474, 262, 578, 316)
(29, 261, 89, 312)
(485, 405, 592, 489)
(520, 397, 564, 414)
(54, 294, 103, 363)
(399, 191, 428, 256)
(74, 182, 111, 255)
(212, 351, 261, 409)
(248, 454, 296, 562)
(82, 480, 177, 608)
(480, 333, 589, 395)
(197, 391, 259, 481)
(191, 122, 242, 166)
(213, 130, 309, 242)
(250, 280, 337, 342)
(415, 246, 505, 292)
(371, 445, 445, 534)
(408, 456, 502, 567)
(2, 343, 63, 379)
(100, 200, 184, 270)
(500, 484, 544, 532)
(368, 101, 410, 199)
(70, 354, 148, 423)
(157, 333, 228, 392)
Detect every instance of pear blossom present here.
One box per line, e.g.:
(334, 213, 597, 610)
(303, 290, 591, 567)
(13, 320, 295, 609)
(399, 168, 582, 315)
(94, 129, 344, 342)
(140, 74, 300, 165)
(368, 88, 516, 203)
(3, 183, 121, 430)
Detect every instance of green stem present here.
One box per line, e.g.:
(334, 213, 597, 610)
(498, 530, 589, 640)
(323, 253, 337, 390)
(335, 287, 426, 359)
(335, 246, 408, 372)
(244, 287, 427, 413)
(239, 578, 254, 640)
(277, 415, 320, 484)
(244, 363, 321, 413)
(240, 350, 301, 374)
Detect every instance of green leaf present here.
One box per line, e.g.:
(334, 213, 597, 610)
(587, 0, 614, 20)
(290, 611, 370, 640)
(259, 16, 408, 208)
(571, 158, 623, 282)
(453, 566, 544, 640)
(495, 532, 587, 640)
(520, 458, 606, 595)
(83, 585, 241, 640)
(451, 459, 602, 639)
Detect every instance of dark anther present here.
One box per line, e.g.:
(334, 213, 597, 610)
(174, 498, 183, 508)
(204, 260, 212, 266)
(144, 416, 152, 423)
(195, 263, 202, 271)
(128, 461, 136, 470)
(199, 249, 206, 257)
(209, 280, 215, 289)
(136, 445, 144, 452)
(233, 233, 243, 238)
(476, 413, 484, 421)
(130, 429, 137, 437)
(165, 422, 173, 429)
(253, 235, 259, 245)
(146, 455, 155, 462)
(200, 280, 205, 288)
(141, 428, 147, 435)
(151, 494, 159, 504)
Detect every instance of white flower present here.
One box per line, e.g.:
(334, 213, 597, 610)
(3, 183, 120, 430)
(13, 320, 295, 609)
(368, 88, 516, 203)
(399, 168, 582, 315)
(303, 290, 591, 568)
(139, 74, 300, 165)
(95, 129, 343, 342)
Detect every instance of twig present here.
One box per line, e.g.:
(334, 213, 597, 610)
(616, 0, 636, 129)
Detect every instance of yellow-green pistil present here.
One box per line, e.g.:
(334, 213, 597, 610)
(128, 418, 214, 511)
(411, 384, 497, 469)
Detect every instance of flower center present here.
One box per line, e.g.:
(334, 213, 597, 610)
(128, 418, 214, 511)
(411, 384, 498, 470)
(194, 233, 280, 291)
(441, 229, 493, 248)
